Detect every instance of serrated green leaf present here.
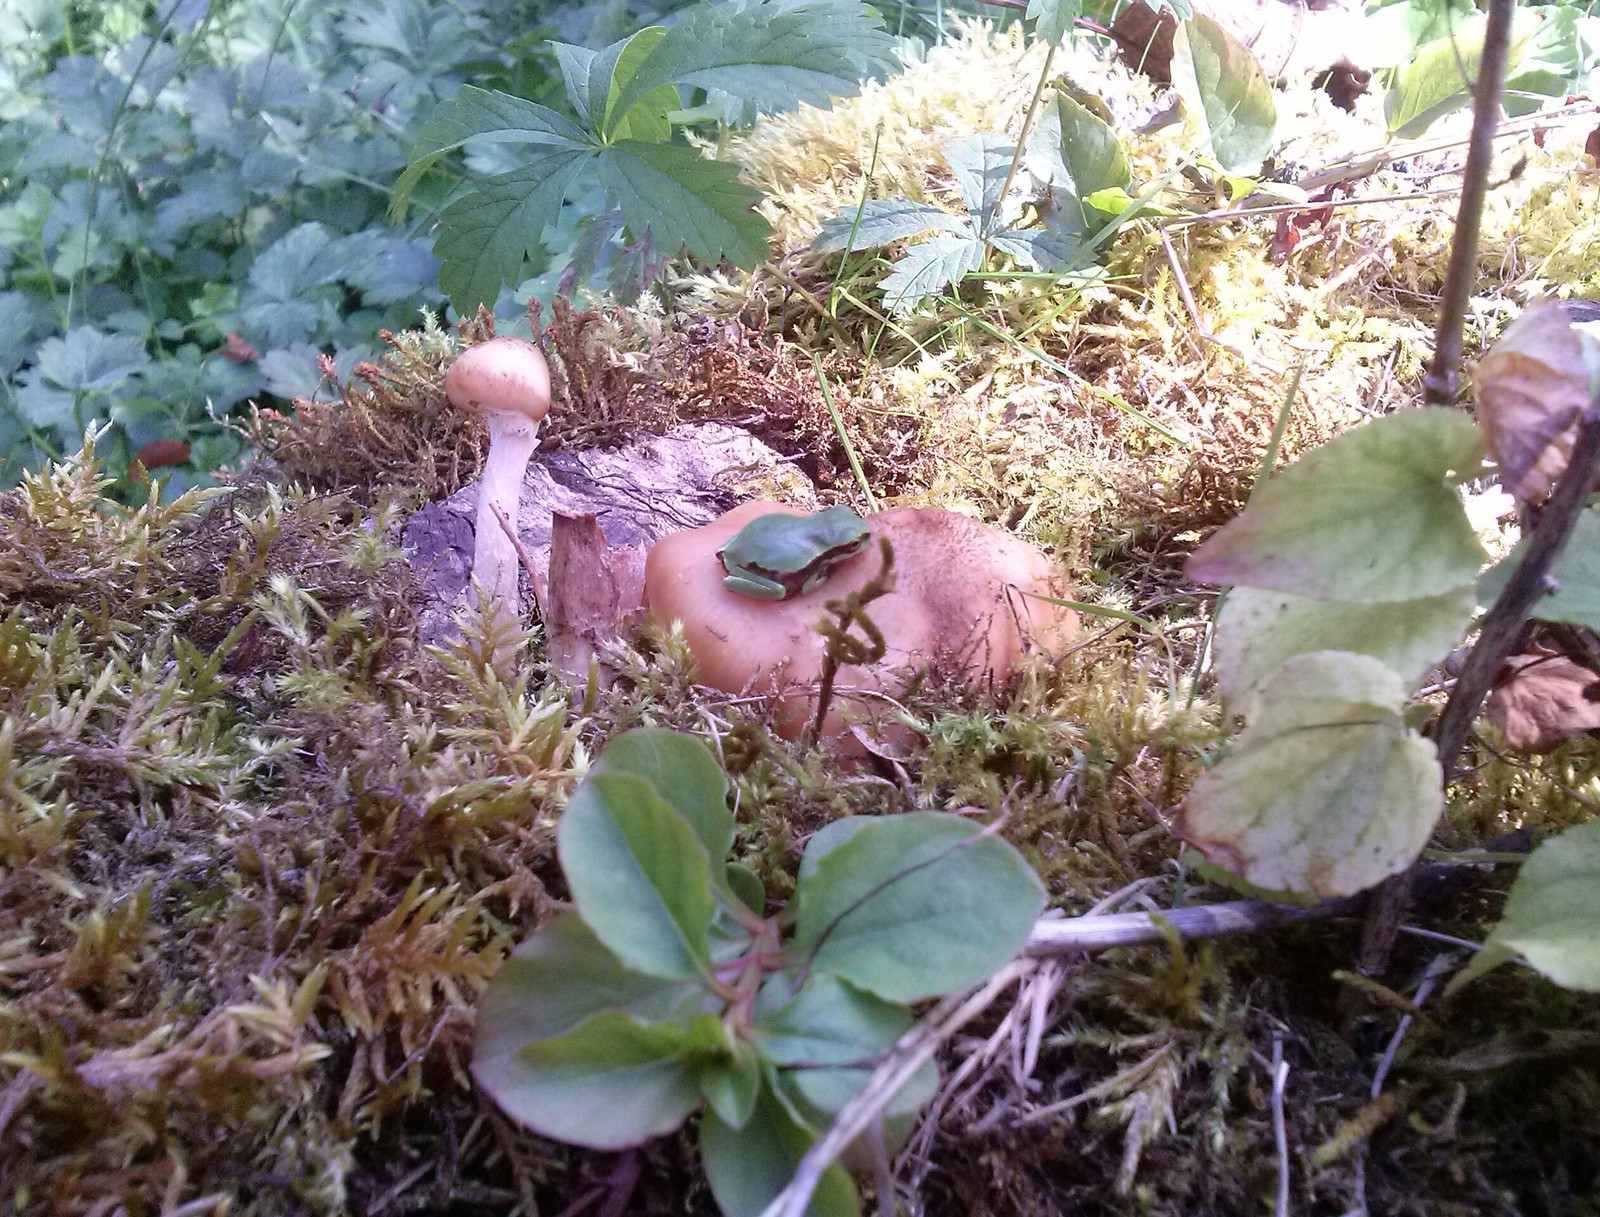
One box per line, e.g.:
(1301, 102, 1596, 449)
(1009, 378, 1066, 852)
(1171, 13, 1276, 172)
(1186, 409, 1487, 602)
(987, 224, 1087, 271)
(1178, 652, 1443, 898)
(1026, 0, 1081, 47)
(589, 728, 734, 866)
(1480, 505, 1600, 632)
(944, 133, 1015, 235)
(701, 1082, 860, 1217)
(597, 27, 676, 143)
(811, 199, 970, 252)
(1214, 586, 1477, 705)
(1451, 817, 1600, 993)
(551, 41, 599, 126)
(1385, 11, 1537, 138)
(558, 771, 717, 981)
(476, 1011, 700, 1148)
(595, 139, 772, 267)
(389, 85, 591, 221)
(31, 327, 150, 393)
(880, 234, 986, 314)
(435, 149, 593, 312)
(247, 222, 334, 302)
(792, 812, 1044, 1002)
(606, 0, 894, 136)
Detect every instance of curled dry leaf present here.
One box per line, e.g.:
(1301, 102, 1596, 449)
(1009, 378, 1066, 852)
(1471, 298, 1600, 504)
(1485, 652, 1600, 753)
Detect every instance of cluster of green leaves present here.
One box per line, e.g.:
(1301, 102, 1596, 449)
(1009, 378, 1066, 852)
(0, 0, 578, 495)
(390, 0, 897, 315)
(1182, 398, 1600, 991)
(472, 728, 1045, 1216)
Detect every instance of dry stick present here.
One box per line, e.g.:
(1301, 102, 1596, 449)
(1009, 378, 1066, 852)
(1354, 0, 1517, 996)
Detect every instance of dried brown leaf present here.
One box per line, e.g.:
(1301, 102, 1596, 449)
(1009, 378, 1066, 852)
(1485, 652, 1600, 753)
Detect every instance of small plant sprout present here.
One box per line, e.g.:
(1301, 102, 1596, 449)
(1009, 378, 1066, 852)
(445, 336, 553, 637)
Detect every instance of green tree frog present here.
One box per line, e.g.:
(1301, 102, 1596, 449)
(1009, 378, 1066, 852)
(715, 506, 872, 600)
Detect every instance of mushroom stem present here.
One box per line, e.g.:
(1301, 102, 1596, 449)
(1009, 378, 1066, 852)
(471, 415, 539, 630)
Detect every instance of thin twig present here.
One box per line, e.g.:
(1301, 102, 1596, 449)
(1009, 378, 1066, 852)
(1271, 1033, 1291, 1217)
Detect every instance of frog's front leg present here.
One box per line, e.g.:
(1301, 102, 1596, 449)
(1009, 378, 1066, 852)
(722, 573, 789, 600)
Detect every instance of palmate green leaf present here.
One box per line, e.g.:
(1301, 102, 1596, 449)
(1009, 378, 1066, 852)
(1186, 408, 1487, 603)
(944, 133, 1015, 236)
(1451, 817, 1600, 993)
(701, 1082, 860, 1217)
(388, 85, 592, 221)
(590, 728, 734, 864)
(1171, 13, 1276, 172)
(482, 1011, 702, 1148)
(604, 0, 894, 139)
(811, 199, 970, 252)
(1213, 586, 1477, 705)
(31, 326, 149, 392)
(557, 771, 717, 981)
(572, 26, 677, 143)
(880, 235, 986, 314)
(792, 812, 1044, 1003)
(434, 150, 593, 312)
(595, 139, 773, 269)
(1178, 652, 1443, 898)
(1026, 0, 1082, 47)
(1480, 505, 1600, 632)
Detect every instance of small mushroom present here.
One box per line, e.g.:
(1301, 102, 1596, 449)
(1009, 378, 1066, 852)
(644, 502, 1076, 738)
(444, 337, 552, 633)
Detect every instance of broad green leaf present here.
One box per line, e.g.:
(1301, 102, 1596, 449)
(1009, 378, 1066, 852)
(247, 223, 334, 303)
(792, 812, 1045, 1002)
(1030, 94, 1129, 199)
(1186, 408, 1487, 603)
(473, 913, 705, 1057)
(881, 234, 986, 314)
(811, 199, 970, 252)
(595, 139, 773, 268)
(944, 133, 1015, 236)
(1452, 817, 1600, 993)
(701, 1082, 860, 1217)
(590, 27, 676, 143)
(1171, 14, 1276, 173)
(558, 771, 717, 981)
(551, 41, 599, 126)
(606, 0, 894, 135)
(1502, 8, 1585, 117)
(1479, 506, 1600, 632)
(389, 85, 591, 221)
(987, 224, 1087, 272)
(1026, 0, 1081, 47)
(727, 862, 765, 914)
(755, 974, 936, 1117)
(32, 327, 150, 392)
(1178, 652, 1443, 898)
(477, 1012, 700, 1148)
(1362, 0, 1476, 70)
(1214, 586, 1477, 705)
(434, 150, 594, 312)
(590, 728, 734, 865)
(1385, 11, 1536, 138)
(695, 1029, 763, 1130)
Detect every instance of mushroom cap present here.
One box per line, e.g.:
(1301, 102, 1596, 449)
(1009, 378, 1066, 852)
(445, 336, 552, 427)
(643, 502, 1077, 739)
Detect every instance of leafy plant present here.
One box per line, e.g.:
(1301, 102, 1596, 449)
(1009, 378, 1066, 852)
(389, 0, 897, 314)
(472, 727, 1045, 1216)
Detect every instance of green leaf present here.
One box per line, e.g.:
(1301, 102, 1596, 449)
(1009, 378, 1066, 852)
(811, 199, 970, 252)
(1030, 93, 1130, 199)
(597, 28, 678, 143)
(1480, 507, 1600, 633)
(1171, 13, 1277, 172)
(551, 41, 600, 126)
(595, 139, 773, 268)
(727, 862, 766, 914)
(1213, 586, 1477, 705)
(1186, 409, 1487, 602)
(435, 151, 594, 312)
(1385, 11, 1536, 138)
(1178, 652, 1443, 898)
(1452, 817, 1600, 993)
(1502, 7, 1586, 117)
(701, 1082, 860, 1217)
(590, 728, 735, 866)
(987, 224, 1087, 271)
(755, 974, 936, 1117)
(477, 1012, 701, 1148)
(31, 327, 149, 392)
(1026, 0, 1082, 47)
(792, 812, 1045, 1002)
(696, 1029, 763, 1130)
(881, 234, 986, 314)
(389, 85, 591, 221)
(558, 771, 717, 981)
(606, 0, 894, 137)
(944, 133, 1015, 235)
